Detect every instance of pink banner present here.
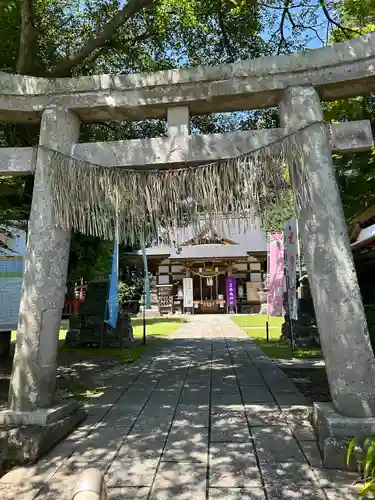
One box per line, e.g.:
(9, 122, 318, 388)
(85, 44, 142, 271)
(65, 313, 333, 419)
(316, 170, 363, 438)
(267, 233, 284, 317)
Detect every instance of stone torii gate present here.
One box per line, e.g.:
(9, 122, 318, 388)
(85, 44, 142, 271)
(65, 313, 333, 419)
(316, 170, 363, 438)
(1, 32, 375, 467)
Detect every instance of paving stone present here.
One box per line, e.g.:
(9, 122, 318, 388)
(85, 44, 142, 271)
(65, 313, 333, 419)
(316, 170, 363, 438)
(141, 403, 177, 416)
(147, 390, 180, 404)
(259, 460, 316, 488)
(173, 405, 209, 427)
(211, 374, 238, 386)
(208, 488, 266, 500)
(273, 393, 310, 407)
(93, 390, 125, 404)
(209, 442, 261, 488)
(241, 386, 275, 405)
(323, 488, 360, 500)
(211, 391, 243, 407)
(162, 426, 208, 463)
(130, 417, 172, 435)
(0, 484, 41, 500)
(1, 316, 356, 500)
(245, 405, 284, 426)
(311, 468, 360, 489)
(40, 440, 78, 462)
(265, 485, 326, 499)
(237, 373, 266, 387)
(252, 426, 306, 462)
(299, 440, 323, 467)
(116, 389, 152, 405)
(210, 414, 251, 443)
(107, 487, 150, 499)
(281, 406, 312, 420)
(117, 434, 167, 459)
(106, 458, 159, 487)
(288, 421, 316, 441)
(211, 384, 240, 395)
(0, 466, 51, 489)
(179, 388, 210, 405)
(110, 404, 144, 418)
(84, 402, 114, 416)
(100, 413, 138, 429)
(150, 462, 207, 500)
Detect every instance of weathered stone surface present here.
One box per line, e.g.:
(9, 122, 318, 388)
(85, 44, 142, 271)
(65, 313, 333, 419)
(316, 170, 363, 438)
(65, 312, 134, 348)
(162, 426, 208, 463)
(1, 33, 375, 122)
(282, 276, 319, 348)
(106, 458, 159, 487)
(0, 316, 364, 499)
(0, 407, 86, 469)
(313, 402, 375, 469)
(8, 107, 80, 412)
(150, 462, 207, 500)
(107, 487, 150, 500)
(0, 401, 80, 427)
(208, 488, 266, 500)
(209, 442, 261, 488)
(279, 85, 375, 418)
(252, 426, 306, 462)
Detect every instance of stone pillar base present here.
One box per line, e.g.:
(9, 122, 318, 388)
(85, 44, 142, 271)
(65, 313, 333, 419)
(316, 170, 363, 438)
(313, 402, 374, 470)
(0, 401, 86, 469)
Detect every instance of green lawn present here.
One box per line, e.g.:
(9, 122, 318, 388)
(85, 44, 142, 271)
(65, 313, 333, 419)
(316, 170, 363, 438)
(10, 317, 185, 365)
(233, 315, 284, 328)
(231, 315, 322, 359)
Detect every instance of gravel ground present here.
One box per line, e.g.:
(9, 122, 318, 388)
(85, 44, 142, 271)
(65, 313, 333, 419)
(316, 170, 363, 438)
(282, 366, 331, 403)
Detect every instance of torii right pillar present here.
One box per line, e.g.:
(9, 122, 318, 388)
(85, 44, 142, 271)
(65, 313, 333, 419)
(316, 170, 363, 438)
(279, 86, 375, 468)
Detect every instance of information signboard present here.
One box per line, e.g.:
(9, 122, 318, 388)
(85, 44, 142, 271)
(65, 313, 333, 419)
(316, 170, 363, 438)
(0, 227, 27, 331)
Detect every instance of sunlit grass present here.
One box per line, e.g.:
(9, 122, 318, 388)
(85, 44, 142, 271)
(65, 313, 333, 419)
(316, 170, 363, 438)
(232, 315, 322, 359)
(232, 314, 284, 328)
(10, 317, 185, 365)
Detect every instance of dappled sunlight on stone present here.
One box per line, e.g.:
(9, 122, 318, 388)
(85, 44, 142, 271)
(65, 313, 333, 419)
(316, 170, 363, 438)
(1, 315, 362, 500)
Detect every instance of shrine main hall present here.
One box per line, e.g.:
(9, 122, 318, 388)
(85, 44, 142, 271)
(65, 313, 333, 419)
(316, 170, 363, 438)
(138, 215, 268, 315)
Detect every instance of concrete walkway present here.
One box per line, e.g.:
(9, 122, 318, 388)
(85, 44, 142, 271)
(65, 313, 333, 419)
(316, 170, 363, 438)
(0, 316, 358, 500)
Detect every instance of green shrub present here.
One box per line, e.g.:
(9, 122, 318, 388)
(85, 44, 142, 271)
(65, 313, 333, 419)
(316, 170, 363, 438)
(348, 436, 375, 497)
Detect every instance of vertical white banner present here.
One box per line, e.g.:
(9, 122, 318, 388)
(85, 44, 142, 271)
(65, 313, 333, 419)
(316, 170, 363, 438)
(284, 220, 298, 320)
(183, 278, 193, 308)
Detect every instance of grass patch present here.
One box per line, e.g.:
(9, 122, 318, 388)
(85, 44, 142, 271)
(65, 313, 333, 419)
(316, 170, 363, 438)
(65, 383, 105, 401)
(62, 316, 185, 364)
(232, 315, 322, 359)
(131, 317, 185, 339)
(232, 314, 284, 328)
(10, 316, 185, 365)
(11, 319, 69, 343)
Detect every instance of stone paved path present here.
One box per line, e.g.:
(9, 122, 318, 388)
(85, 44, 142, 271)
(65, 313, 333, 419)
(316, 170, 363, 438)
(0, 316, 359, 500)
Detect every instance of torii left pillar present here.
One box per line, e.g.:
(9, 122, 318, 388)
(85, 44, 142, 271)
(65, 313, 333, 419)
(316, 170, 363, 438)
(1, 108, 86, 465)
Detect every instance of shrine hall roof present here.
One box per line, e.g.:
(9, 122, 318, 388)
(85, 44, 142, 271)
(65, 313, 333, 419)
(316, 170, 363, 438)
(143, 216, 267, 259)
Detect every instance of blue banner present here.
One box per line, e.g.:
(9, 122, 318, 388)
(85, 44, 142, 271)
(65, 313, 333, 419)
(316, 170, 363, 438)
(105, 235, 119, 329)
(142, 245, 151, 309)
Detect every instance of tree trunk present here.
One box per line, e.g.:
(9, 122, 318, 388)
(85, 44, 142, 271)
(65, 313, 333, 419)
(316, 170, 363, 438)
(16, 0, 38, 75)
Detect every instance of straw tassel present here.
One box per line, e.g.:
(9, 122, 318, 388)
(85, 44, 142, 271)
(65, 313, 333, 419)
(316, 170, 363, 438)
(45, 121, 326, 246)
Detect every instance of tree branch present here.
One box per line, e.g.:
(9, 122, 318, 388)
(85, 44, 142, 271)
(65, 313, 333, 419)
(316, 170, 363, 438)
(16, 0, 39, 74)
(48, 0, 157, 77)
(319, 1, 362, 38)
(277, 6, 288, 54)
(81, 27, 158, 74)
(218, 10, 236, 62)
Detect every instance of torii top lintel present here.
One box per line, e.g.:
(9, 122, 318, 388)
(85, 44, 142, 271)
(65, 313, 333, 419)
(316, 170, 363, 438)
(1, 33, 375, 124)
